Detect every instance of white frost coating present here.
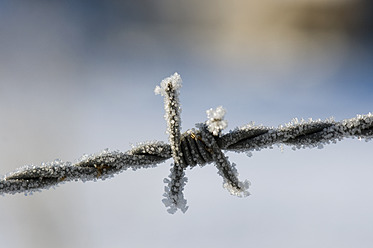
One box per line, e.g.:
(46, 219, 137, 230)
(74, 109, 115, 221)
(223, 112, 373, 155)
(206, 106, 228, 136)
(162, 165, 189, 214)
(1, 72, 372, 213)
(197, 123, 250, 198)
(0, 147, 168, 195)
(154, 72, 182, 96)
(1, 159, 70, 196)
(154, 72, 183, 164)
(219, 160, 250, 198)
(224, 179, 251, 197)
(155, 72, 189, 213)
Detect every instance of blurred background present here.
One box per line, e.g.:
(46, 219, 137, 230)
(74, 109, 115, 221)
(1, 0, 373, 247)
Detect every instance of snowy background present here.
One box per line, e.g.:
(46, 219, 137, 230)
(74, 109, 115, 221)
(1, 0, 373, 247)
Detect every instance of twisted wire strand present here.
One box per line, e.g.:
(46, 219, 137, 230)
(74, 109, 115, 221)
(2, 114, 371, 195)
(1, 72, 372, 214)
(1, 145, 171, 195)
(218, 114, 373, 152)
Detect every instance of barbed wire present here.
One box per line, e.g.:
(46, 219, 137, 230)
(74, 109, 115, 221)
(1, 73, 372, 213)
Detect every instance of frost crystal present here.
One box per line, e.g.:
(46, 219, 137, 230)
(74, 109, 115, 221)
(206, 106, 228, 136)
(155, 73, 189, 213)
(162, 165, 189, 214)
(154, 72, 183, 164)
(1, 73, 372, 214)
(154, 72, 182, 96)
(197, 123, 250, 197)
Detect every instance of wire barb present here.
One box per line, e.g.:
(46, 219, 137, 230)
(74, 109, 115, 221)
(155, 72, 189, 213)
(1, 73, 373, 214)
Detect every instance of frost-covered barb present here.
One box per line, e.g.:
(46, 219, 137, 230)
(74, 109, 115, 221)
(198, 123, 250, 197)
(1, 73, 373, 214)
(155, 72, 189, 213)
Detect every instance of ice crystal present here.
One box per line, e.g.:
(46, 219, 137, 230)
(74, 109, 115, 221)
(206, 106, 228, 136)
(155, 73, 189, 213)
(197, 123, 250, 197)
(1, 73, 372, 214)
(154, 72, 182, 96)
(162, 165, 189, 214)
(155, 72, 183, 165)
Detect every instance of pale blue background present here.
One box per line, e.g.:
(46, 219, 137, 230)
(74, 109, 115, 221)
(1, 1, 373, 247)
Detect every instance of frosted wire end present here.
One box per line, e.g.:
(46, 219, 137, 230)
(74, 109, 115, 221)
(154, 72, 182, 96)
(206, 106, 228, 136)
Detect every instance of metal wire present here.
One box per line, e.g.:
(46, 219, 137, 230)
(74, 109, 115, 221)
(1, 73, 372, 214)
